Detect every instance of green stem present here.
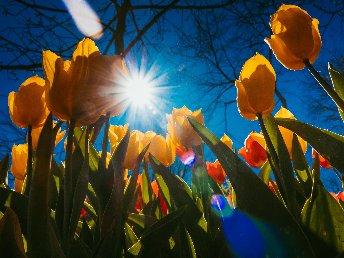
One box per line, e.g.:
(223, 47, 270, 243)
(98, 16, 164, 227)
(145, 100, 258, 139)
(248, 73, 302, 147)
(63, 119, 75, 251)
(24, 125, 33, 196)
(304, 59, 344, 112)
(101, 112, 110, 168)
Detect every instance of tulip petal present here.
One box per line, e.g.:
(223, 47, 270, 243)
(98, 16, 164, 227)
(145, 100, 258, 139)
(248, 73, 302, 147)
(308, 18, 322, 64)
(72, 38, 100, 61)
(235, 80, 257, 120)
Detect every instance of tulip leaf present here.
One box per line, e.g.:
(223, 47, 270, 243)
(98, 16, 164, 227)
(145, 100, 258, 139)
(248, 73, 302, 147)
(96, 129, 130, 257)
(127, 213, 157, 229)
(80, 219, 93, 249)
(329, 63, 344, 120)
(124, 222, 139, 249)
(263, 115, 299, 217)
(27, 114, 64, 257)
(150, 154, 212, 257)
(292, 134, 312, 198)
(276, 118, 344, 174)
(128, 207, 185, 257)
(0, 187, 28, 236)
(188, 118, 315, 257)
(142, 164, 155, 205)
(302, 182, 344, 256)
(258, 161, 271, 185)
(0, 208, 26, 258)
(0, 154, 9, 184)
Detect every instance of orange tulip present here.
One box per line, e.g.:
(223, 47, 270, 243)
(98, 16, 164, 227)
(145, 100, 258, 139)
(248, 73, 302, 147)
(11, 144, 28, 180)
(14, 179, 24, 193)
(206, 160, 226, 185)
(151, 180, 168, 214)
(43, 38, 128, 125)
(167, 106, 204, 147)
(235, 53, 276, 120)
(148, 134, 176, 167)
(274, 107, 307, 157)
(109, 124, 129, 153)
(239, 132, 267, 168)
(8, 75, 49, 128)
(265, 4, 321, 70)
(124, 130, 144, 170)
(312, 149, 332, 169)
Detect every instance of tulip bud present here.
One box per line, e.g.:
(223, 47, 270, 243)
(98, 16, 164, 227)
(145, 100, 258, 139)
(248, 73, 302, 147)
(8, 75, 49, 128)
(11, 144, 28, 180)
(124, 130, 144, 170)
(239, 132, 267, 168)
(43, 38, 128, 126)
(221, 134, 233, 150)
(167, 106, 204, 147)
(206, 160, 226, 185)
(14, 179, 24, 193)
(274, 107, 307, 157)
(235, 53, 276, 120)
(265, 4, 321, 70)
(148, 134, 176, 167)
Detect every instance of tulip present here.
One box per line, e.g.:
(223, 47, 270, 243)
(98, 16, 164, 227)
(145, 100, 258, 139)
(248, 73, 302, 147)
(109, 124, 129, 153)
(148, 134, 176, 167)
(11, 144, 28, 180)
(238, 132, 267, 168)
(206, 160, 226, 185)
(124, 130, 144, 170)
(98, 151, 112, 169)
(43, 38, 128, 125)
(221, 134, 233, 150)
(167, 106, 204, 147)
(8, 75, 49, 128)
(312, 149, 332, 169)
(265, 4, 321, 70)
(337, 192, 344, 202)
(235, 53, 276, 120)
(274, 107, 307, 157)
(30, 122, 65, 150)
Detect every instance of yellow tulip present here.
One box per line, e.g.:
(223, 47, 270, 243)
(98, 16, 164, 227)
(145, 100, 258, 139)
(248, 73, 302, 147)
(221, 134, 233, 150)
(265, 4, 321, 70)
(109, 124, 129, 153)
(167, 106, 204, 147)
(98, 151, 112, 168)
(148, 134, 176, 167)
(8, 75, 49, 128)
(43, 38, 128, 125)
(11, 144, 28, 180)
(274, 107, 307, 156)
(235, 53, 276, 120)
(124, 130, 144, 170)
(30, 122, 65, 150)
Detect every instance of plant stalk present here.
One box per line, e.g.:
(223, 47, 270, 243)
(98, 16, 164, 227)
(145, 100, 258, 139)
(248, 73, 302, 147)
(24, 125, 33, 195)
(304, 59, 344, 112)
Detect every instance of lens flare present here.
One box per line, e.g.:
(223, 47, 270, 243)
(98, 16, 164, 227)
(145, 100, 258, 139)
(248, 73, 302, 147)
(176, 146, 196, 166)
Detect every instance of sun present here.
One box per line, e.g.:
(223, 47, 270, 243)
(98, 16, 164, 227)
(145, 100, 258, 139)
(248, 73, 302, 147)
(124, 74, 155, 108)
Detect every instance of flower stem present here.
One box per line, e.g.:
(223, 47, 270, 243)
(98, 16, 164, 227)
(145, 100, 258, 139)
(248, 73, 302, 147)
(24, 125, 32, 196)
(101, 112, 110, 168)
(304, 59, 344, 112)
(63, 119, 75, 251)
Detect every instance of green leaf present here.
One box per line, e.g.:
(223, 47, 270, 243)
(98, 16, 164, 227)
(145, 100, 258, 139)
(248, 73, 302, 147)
(124, 222, 138, 249)
(68, 129, 90, 242)
(127, 213, 157, 229)
(263, 115, 299, 217)
(188, 118, 315, 257)
(258, 162, 271, 185)
(276, 118, 344, 174)
(0, 187, 28, 237)
(302, 183, 344, 256)
(0, 154, 9, 184)
(0, 208, 26, 258)
(27, 114, 64, 257)
(141, 164, 155, 205)
(150, 155, 211, 257)
(128, 207, 185, 257)
(292, 134, 312, 198)
(329, 63, 344, 120)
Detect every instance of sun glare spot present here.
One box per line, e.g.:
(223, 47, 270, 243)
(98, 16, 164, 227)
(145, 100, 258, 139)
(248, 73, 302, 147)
(124, 75, 154, 107)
